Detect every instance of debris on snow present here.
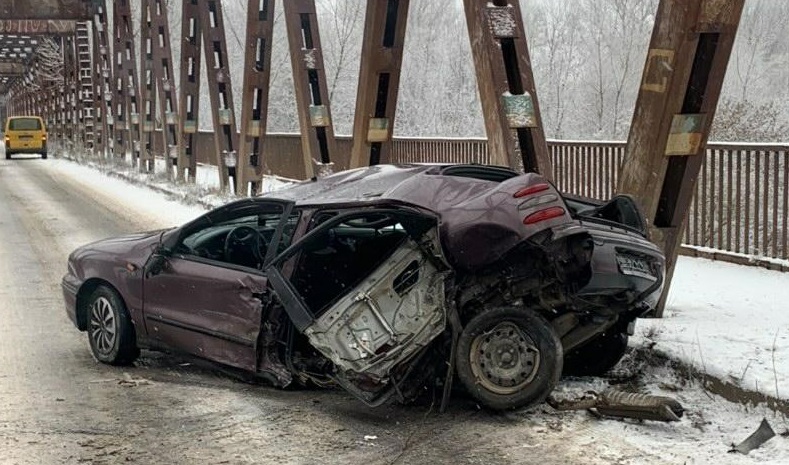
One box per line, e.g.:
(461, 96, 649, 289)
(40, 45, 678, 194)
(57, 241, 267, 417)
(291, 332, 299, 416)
(730, 418, 776, 455)
(548, 388, 684, 422)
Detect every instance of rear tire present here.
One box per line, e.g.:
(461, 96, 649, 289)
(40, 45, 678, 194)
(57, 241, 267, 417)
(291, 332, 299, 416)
(562, 331, 629, 377)
(456, 306, 562, 411)
(86, 285, 139, 365)
(41, 152, 47, 160)
(5, 152, 11, 160)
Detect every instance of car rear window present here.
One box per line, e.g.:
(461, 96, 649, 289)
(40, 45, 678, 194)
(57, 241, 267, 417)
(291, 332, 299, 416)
(440, 165, 519, 182)
(8, 118, 42, 131)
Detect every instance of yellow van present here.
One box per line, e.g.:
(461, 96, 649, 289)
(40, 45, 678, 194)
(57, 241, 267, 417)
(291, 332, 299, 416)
(4, 116, 47, 160)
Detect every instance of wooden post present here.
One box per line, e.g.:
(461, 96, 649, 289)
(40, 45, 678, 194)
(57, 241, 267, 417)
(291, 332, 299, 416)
(463, 0, 551, 177)
(349, 0, 410, 168)
(178, 0, 203, 182)
(618, 0, 745, 317)
(283, 0, 337, 179)
(236, 0, 276, 195)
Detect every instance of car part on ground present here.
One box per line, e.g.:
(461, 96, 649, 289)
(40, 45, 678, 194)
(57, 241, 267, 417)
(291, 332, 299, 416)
(547, 388, 685, 422)
(730, 418, 776, 454)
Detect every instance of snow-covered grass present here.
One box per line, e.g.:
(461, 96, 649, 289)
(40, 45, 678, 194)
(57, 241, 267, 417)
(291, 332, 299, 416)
(634, 256, 789, 404)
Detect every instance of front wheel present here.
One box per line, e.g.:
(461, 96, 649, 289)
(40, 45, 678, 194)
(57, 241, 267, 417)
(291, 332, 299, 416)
(456, 307, 562, 411)
(86, 285, 139, 365)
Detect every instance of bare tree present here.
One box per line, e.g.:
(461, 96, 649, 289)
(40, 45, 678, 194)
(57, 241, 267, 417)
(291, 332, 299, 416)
(33, 37, 64, 90)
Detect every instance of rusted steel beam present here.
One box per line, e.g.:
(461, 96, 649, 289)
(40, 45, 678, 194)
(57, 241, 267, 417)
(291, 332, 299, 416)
(91, 0, 113, 158)
(139, 0, 157, 172)
(462, 0, 551, 177)
(236, 0, 276, 195)
(149, 0, 184, 180)
(114, 0, 142, 165)
(283, 0, 337, 179)
(199, 0, 238, 191)
(0, 20, 76, 34)
(618, 0, 746, 317)
(349, 0, 410, 168)
(0, 1, 93, 20)
(177, 0, 203, 182)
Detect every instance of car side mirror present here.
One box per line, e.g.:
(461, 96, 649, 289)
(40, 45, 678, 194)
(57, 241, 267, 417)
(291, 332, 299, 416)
(144, 247, 171, 278)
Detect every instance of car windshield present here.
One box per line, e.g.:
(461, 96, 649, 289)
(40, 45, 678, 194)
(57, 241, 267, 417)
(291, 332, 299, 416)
(8, 118, 42, 131)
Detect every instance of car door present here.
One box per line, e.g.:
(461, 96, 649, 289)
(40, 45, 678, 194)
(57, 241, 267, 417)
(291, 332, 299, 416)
(142, 199, 295, 371)
(266, 207, 449, 383)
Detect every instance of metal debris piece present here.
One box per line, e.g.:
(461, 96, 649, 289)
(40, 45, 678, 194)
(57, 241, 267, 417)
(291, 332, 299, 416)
(117, 372, 153, 387)
(730, 418, 776, 455)
(547, 388, 684, 422)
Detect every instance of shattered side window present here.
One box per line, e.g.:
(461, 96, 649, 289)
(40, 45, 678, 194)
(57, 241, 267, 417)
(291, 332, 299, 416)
(289, 213, 409, 314)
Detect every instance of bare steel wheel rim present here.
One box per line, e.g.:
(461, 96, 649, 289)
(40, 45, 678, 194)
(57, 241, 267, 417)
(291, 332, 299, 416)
(469, 321, 540, 395)
(89, 296, 117, 355)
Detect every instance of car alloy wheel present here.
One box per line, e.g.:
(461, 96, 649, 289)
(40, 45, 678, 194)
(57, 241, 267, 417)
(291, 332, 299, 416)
(89, 296, 117, 356)
(85, 285, 139, 365)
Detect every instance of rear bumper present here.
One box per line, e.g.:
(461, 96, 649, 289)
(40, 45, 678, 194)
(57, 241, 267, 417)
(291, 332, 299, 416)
(6, 144, 46, 153)
(61, 274, 81, 329)
(577, 238, 664, 315)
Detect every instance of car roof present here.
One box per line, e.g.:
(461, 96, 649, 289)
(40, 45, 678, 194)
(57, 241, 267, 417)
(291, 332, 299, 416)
(259, 163, 522, 211)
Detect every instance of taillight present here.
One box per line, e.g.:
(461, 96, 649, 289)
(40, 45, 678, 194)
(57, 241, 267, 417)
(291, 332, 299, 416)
(513, 183, 550, 198)
(42, 135, 47, 141)
(523, 207, 565, 225)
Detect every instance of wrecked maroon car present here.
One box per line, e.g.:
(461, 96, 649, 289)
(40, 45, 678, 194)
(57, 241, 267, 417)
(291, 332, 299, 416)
(62, 164, 664, 410)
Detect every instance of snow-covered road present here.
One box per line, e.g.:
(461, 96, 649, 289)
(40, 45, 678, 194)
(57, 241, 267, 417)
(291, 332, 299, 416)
(0, 154, 786, 464)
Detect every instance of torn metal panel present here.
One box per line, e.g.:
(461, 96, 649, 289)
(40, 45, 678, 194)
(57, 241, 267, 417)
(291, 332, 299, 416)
(304, 234, 447, 381)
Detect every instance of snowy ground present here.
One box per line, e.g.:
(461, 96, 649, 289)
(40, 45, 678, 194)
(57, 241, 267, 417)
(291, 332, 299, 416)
(2, 150, 787, 463)
(635, 257, 789, 403)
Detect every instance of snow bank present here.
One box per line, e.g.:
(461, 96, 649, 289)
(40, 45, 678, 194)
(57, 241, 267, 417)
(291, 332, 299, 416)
(634, 256, 789, 403)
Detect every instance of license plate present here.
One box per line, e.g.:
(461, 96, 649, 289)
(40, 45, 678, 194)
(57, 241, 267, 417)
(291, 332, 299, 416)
(616, 254, 655, 279)
(18, 135, 33, 139)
